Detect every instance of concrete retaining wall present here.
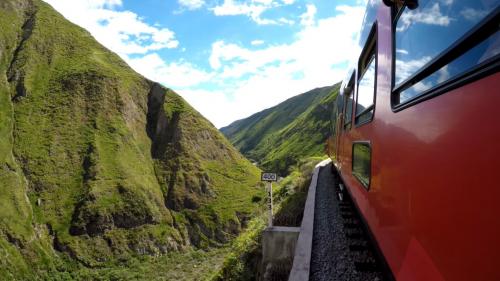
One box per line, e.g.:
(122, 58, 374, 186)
(288, 159, 331, 281)
(261, 226, 301, 280)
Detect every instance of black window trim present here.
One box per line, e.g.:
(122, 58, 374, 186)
(352, 141, 371, 190)
(343, 73, 356, 131)
(355, 22, 378, 127)
(355, 105, 375, 125)
(391, 5, 500, 111)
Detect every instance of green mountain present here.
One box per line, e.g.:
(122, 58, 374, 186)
(221, 84, 340, 175)
(0, 0, 264, 278)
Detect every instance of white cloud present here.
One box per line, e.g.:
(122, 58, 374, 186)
(278, 17, 295, 25)
(126, 54, 213, 88)
(412, 81, 432, 92)
(397, 3, 452, 32)
(251, 40, 265, 46)
(182, 4, 366, 127)
(211, 0, 295, 25)
(395, 56, 432, 85)
(299, 4, 317, 26)
(460, 8, 488, 22)
(396, 49, 409, 55)
(43, 0, 179, 59)
(436, 65, 450, 84)
(178, 0, 205, 10)
(77, 0, 122, 9)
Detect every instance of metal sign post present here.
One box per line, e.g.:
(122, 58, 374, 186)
(267, 182, 273, 227)
(261, 172, 277, 227)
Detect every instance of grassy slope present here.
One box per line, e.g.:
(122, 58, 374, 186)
(0, 2, 50, 278)
(221, 86, 333, 157)
(0, 0, 264, 279)
(210, 157, 322, 281)
(221, 85, 340, 175)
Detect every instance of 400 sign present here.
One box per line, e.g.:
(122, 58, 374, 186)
(261, 172, 277, 182)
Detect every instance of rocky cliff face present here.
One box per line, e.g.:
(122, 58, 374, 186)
(0, 0, 263, 278)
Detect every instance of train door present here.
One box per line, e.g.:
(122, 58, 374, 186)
(351, 25, 377, 189)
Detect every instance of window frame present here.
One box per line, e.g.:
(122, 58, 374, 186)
(391, 5, 500, 111)
(352, 141, 372, 190)
(343, 74, 355, 131)
(331, 88, 344, 139)
(355, 23, 378, 127)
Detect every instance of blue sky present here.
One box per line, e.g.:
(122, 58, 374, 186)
(43, 0, 367, 127)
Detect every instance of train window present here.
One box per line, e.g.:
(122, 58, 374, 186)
(356, 25, 376, 126)
(393, 1, 500, 106)
(343, 76, 355, 131)
(352, 142, 371, 189)
(343, 89, 353, 130)
(332, 92, 343, 135)
(356, 54, 376, 125)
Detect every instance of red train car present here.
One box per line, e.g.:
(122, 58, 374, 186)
(330, 0, 500, 280)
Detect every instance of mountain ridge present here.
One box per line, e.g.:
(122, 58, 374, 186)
(221, 84, 340, 175)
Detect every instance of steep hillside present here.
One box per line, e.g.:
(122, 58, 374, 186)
(221, 86, 334, 156)
(221, 85, 340, 175)
(0, 0, 263, 278)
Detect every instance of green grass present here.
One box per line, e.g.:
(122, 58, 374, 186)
(272, 157, 321, 226)
(0, 3, 51, 278)
(28, 247, 231, 281)
(209, 216, 266, 281)
(210, 157, 323, 280)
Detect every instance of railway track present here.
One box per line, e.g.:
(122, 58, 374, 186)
(309, 163, 388, 281)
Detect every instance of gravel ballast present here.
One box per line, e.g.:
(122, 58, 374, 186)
(309, 163, 386, 281)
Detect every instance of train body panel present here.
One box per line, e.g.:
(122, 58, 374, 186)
(332, 1, 500, 280)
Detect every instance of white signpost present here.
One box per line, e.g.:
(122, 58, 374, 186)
(261, 172, 278, 227)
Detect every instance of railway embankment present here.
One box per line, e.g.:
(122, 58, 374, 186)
(289, 160, 388, 281)
(213, 158, 391, 281)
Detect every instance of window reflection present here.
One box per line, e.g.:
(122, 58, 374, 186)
(357, 56, 375, 119)
(353, 143, 371, 189)
(358, 2, 377, 51)
(331, 95, 343, 137)
(395, 0, 499, 86)
(400, 31, 500, 103)
(344, 89, 353, 129)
